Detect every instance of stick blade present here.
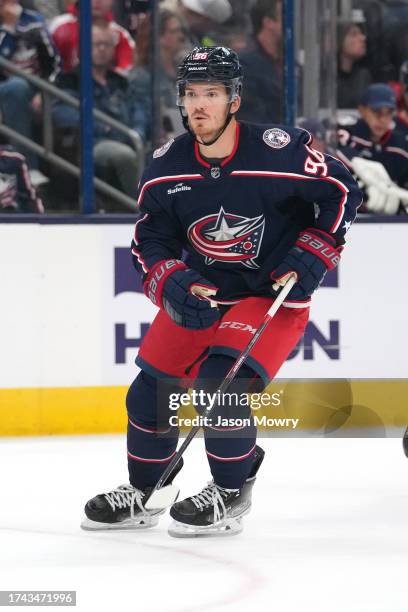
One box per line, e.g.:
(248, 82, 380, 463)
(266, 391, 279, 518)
(145, 484, 180, 510)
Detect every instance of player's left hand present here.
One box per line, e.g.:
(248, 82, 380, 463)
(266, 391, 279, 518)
(270, 228, 342, 300)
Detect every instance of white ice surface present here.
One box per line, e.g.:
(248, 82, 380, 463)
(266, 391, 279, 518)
(1, 435, 407, 612)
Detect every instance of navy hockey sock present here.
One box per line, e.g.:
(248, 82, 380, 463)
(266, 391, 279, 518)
(195, 355, 261, 489)
(126, 371, 180, 489)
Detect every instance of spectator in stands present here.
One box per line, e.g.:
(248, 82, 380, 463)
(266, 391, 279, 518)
(180, 0, 232, 46)
(337, 19, 372, 109)
(52, 22, 148, 199)
(112, 0, 149, 39)
(382, 15, 408, 82)
(159, 10, 186, 99)
(0, 0, 60, 183)
(50, 0, 135, 73)
(337, 84, 408, 214)
(21, 0, 69, 23)
(215, 26, 248, 54)
(131, 9, 186, 110)
(0, 145, 43, 212)
(394, 60, 408, 141)
(176, 0, 232, 49)
(349, 3, 392, 81)
(238, 0, 283, 124)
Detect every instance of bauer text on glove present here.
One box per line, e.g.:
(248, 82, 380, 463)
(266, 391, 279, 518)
(270, 228, 342, 301)
(144, 259, 220, 329)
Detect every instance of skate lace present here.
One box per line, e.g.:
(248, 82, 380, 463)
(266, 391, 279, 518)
(191, 482, 230, 524)
(104, 484, 147, 519)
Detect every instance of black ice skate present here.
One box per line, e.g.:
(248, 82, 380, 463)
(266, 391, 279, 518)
(81, 484, 165, 531)
(81, 459, 183, 531)
(168, 445, 265, 538)
(403, 426, 408, 458)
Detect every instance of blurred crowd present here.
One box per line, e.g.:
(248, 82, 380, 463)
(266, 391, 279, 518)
(0, 0, 407, 214)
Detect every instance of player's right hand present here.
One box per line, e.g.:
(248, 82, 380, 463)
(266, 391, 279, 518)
(144, 259, 220, 329)
(270, 228, 342, 300)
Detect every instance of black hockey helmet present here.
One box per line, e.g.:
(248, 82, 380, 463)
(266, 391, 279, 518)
(176, 46, 243, 144)
(177, 46, 242, 100)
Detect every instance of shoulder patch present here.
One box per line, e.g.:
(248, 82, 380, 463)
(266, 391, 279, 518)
(153, 138, 175, 158)
(263, 128, 291, 149)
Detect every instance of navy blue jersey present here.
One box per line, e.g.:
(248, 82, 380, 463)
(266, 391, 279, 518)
(394, 114, 408, 144)
(132, 122, 362, 302)
(0, 8, 60, 80)
(337, 118, 408, 187)
(0, 146, 43, 213)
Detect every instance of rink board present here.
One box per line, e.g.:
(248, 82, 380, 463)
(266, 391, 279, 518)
(0, 219, 407, 435)
(0, 380, 407, 436)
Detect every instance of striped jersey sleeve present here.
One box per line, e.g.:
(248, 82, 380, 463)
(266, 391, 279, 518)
(131, 168, 184, 278)
(293, 129, 362, 242)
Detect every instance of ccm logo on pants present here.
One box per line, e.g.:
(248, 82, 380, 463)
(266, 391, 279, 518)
(219, 321, 257, 335)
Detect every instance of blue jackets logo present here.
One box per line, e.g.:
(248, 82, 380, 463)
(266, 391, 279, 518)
(263, 128, 291, 149)
(188, 206, 265, 269)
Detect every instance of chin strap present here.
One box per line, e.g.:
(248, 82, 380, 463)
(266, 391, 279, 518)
(180, 103, 235, 147)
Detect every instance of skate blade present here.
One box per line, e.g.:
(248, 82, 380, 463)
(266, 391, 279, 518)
(80, 512, 163, 531)
(168, 516, 245, 538)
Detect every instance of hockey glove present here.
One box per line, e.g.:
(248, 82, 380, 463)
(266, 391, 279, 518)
(144, 259, 220, 330)
(270, 228, 342, 301)
(351, 157, 408, 214)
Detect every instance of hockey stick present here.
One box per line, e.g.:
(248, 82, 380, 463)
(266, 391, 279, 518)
(145, 275, 297, 510)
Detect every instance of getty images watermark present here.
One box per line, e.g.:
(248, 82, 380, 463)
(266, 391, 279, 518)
(167, 389, 299, 429)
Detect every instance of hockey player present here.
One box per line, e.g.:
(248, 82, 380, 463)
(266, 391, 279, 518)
(394, 60, 408, 141)
(337, 83, 408, 214)
(82, 47, 362, 537)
